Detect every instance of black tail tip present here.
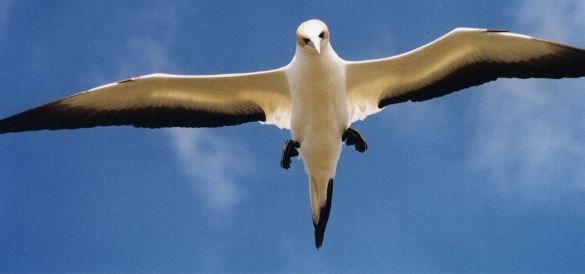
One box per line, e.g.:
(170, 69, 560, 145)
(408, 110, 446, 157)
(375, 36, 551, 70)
(313, 179, 333, 249)
(314, 224, 325, 249)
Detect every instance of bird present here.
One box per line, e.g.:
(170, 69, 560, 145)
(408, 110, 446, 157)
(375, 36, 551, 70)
(2, 19, 585, 249)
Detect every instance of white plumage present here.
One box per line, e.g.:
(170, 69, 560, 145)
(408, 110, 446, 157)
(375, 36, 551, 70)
(2, 19, 585, 248)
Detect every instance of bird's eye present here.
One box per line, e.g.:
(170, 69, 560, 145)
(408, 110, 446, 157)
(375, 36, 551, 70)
(319, 31, 325, 39)
(303, 37, 311, 44)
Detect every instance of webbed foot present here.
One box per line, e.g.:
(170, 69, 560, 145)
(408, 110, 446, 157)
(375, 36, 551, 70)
(280, 140, 300, 169)
(342, 128, 368, 153)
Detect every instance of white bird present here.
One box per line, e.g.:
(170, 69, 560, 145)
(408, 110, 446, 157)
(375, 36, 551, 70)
(2, 19, 585, 248)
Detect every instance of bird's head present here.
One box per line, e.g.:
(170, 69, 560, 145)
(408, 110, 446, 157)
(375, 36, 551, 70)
(296, 19, 330, 55)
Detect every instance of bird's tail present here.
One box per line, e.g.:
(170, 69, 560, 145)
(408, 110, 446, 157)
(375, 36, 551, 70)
(309, 176, 333, 249)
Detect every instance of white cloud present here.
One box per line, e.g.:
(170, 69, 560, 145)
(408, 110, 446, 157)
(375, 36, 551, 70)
(471, 81, 585, 201)
(88, 1, 252, 214)
(470, 0, 585, 205)
(516, 0, 585, 44)
(167, 128, 251, 214)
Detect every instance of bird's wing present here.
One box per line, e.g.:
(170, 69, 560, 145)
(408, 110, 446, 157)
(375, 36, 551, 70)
(345, 28, 585, 122)
(0, 68, 291, 133)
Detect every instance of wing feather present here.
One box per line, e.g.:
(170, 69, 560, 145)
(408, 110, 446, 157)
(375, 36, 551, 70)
(345, 28, 585, 122)
(0, 69, 291, 133)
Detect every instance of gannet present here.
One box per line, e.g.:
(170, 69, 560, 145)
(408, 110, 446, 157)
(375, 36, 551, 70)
(2, 19, 585, 248)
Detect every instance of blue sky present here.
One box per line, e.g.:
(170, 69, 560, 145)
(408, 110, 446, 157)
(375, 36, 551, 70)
(2, 0, 585, 272)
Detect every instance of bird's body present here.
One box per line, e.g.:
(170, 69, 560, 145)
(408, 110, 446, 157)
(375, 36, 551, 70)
(288, 27, 348, 233)
(2, 19, 585, 248)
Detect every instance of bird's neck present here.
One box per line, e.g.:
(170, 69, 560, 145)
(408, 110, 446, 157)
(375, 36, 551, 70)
(294, 44, 342, 65)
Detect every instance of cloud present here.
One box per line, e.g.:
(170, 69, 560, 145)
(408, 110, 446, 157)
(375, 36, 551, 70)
(167, 128, 251, 214)
(470, 81, 585, 201)
(469, 0, 585, 205)
(516, 0, 585, 44)
(88, 1, 251, 214)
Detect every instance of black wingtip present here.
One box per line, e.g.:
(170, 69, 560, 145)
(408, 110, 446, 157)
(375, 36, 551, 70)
(486, 28, 508, 33)
(313, 179, 333, 249)
(0, 120, 6, 134)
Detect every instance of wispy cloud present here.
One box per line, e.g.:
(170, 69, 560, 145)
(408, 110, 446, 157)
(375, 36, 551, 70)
(470, 81, 585, 201)
(516, 0, 585, 44)
(89, 1, 252, 214)
(167, 128, 251, 214)
(470, 0, 585, 205)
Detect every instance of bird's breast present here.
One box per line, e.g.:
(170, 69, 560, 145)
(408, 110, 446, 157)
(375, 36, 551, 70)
(287, 58, 348, 144)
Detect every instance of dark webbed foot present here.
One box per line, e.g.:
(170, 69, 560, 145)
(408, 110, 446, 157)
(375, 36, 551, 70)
(280, 140, 300, 169)
(342, 128, 368, 153)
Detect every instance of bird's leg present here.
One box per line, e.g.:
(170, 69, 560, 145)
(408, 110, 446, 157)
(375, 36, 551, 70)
(280, 139, 300, 169)
(342, 128, 368, 153)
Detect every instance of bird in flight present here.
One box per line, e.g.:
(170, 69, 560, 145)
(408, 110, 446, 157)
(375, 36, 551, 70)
(2, 19, 585, 248)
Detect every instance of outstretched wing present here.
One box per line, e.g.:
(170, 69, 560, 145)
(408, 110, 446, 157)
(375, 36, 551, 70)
(345, 28, 585, 122)
(0, 69, 291, 133)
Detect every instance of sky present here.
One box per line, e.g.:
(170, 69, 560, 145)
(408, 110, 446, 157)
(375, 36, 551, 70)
(2, 0, 585, 272)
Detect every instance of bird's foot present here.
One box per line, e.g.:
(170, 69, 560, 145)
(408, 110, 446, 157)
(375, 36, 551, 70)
(280, 140, 300, 169)
(342, 128, 368, 153)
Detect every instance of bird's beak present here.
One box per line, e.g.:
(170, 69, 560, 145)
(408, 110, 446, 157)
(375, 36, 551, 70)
(309, 38, 321, 54)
